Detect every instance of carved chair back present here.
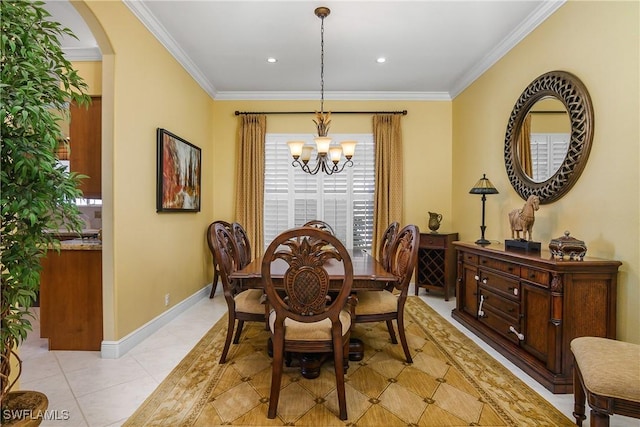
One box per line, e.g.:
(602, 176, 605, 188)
(232, 222, 252, 269)
(262, 227, 353, 325)
(302, 220, 335, 235)
(379, 221, 400, 271)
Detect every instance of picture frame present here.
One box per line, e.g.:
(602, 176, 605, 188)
(156, 128, 201, 212)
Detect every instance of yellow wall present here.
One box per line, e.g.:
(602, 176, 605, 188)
(73, 61, 102, 95)
(80, 1, 215, 339)
(211, 100, 453, 233)
(452, 1, 639, 343)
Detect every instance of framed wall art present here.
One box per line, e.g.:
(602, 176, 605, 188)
(156, 128, 201, 212)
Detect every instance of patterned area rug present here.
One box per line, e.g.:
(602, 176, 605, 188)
(125, 297, 573, 426)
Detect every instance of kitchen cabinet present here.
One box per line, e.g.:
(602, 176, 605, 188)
(39, 241, 102, 350)
(69, 96, 101, 198)
(452, 242, 620, 393)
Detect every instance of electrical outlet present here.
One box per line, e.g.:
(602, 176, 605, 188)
(164, 293, 170, 306)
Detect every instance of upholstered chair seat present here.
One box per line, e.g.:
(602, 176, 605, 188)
(268, 309, 352, 341)
(355, 290, 398, 315)
(235, 289, 265, 314)
(571, 336, 640, 426)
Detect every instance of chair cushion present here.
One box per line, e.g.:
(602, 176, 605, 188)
(355, 290, 398, 315)
(269, 310, 352, 341)
(235, 289, 265, 314)
(571, 337, 640, 402)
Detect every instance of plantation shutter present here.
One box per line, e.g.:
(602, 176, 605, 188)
(264, 134, 374, 250)
(530, 133, 570, 182)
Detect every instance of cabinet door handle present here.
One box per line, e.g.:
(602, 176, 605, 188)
(509, 326, 525, 341)
(474, 275, 480, 281)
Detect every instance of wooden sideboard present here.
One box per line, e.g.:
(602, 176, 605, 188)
(452, 241, 621, 393)
(415, 232, 458, 300)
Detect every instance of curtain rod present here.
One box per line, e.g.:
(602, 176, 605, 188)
(234, 110, 407, 116)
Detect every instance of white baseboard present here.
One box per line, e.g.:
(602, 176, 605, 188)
(100, 284, 212, 359)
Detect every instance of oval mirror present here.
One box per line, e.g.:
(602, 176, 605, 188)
(504, 71, 594, 204)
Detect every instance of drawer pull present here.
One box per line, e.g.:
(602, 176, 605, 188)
(508, 286, 518, 296)
(509, 326, 525, 341)
(482, 278, 488, 284)
(478, 295, 486, 318)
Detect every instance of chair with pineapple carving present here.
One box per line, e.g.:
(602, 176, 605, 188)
(354, 224, 419, 363)
(211, 222, 265, 364)
(262, 227, 355, 420)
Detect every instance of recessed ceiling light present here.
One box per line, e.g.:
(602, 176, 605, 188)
(376, 57, 386, 63)
(267, 57, 277, 63)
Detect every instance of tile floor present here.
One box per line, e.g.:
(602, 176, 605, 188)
(18, 285, 638, 426)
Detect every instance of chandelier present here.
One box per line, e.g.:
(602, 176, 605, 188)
(287, 7, 357, 176)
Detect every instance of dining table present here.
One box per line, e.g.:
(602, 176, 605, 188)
(230, 248, 398, 290)
(229, 248, 398, 378)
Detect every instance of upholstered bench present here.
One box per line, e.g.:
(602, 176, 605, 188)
(571, 337, 640, 426)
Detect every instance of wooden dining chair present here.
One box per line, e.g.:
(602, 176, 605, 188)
(262, 227, 355, 420)
(232, 222, 252, 269)
(303, 219, 335, 235)
(206, 220, 231, 298)
(354, 224, 419, 363)
(378, 221, 399, 271)
(211, 222, 265, 364)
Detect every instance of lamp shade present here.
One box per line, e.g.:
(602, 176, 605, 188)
(314, 136, 332, 154)
(469, 174, 499, 195)
(287, 140, 305, 158)
(340, 140, 357, 158)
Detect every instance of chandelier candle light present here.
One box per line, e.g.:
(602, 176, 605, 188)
(287, 7, 357, 175)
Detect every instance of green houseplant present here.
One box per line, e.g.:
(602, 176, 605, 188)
(1, 0, 90, 413)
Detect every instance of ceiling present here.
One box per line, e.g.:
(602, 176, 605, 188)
(44, 0, 565, 101)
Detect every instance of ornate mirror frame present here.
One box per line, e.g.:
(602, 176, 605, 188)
(504, 71, 594, 204)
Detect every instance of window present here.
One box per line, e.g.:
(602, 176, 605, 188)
(264, 133, 375, 250)
(529, 133, 570, 182)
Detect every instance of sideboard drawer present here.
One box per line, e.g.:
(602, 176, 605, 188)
(479, 256, 520, 276)
(481, 289, 519, 321)
(479, 306, 520, 344)
(520, 266, 550, 287)
(480, 270, 520, 300)
(461, 252, 479, 265)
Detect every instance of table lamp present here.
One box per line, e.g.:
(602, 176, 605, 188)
(469, 174, 499, 245)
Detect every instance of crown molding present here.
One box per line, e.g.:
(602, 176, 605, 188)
(63, 46, 102, 61)
(449, 0, 566, 98)
(123, 0, 217, 98)
(214, 91, 451, 101)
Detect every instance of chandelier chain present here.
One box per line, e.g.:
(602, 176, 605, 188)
(320, 14, 325, 114)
